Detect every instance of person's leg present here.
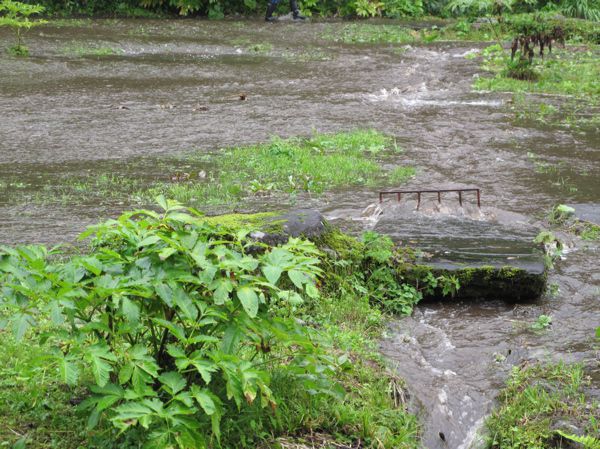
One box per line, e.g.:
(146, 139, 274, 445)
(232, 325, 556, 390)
(265, 0, 279, 21)
(289, 0, 306, 20)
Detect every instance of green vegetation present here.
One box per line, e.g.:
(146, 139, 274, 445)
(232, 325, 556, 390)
(531, 314, 552, 330)
(0, 0, 46, 56)
(0, 131, 415, 210)
(475, 45, 600, 97)
(485, 362, 600, 449)
(60, 43, 124, 57)
(0, 199, 436, 449)
(547, 204, 600, 241)
(154, 130, 413, 206)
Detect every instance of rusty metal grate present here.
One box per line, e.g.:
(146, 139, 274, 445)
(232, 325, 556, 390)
(379, 188, 481, 209)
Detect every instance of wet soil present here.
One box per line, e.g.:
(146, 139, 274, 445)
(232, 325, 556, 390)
(1, 19, 598, 448)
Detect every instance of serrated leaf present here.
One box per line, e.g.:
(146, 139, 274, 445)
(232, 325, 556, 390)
(237, 286, 259, 318)
(189, 354, 218, 384)
(119, 363, 134, 385)
(210, 277, 234, 305)
(262, 265, 282, 285)
(190, 385, 216, 415)
(172, 285, 198, 320)
(138, 235, 162, 247)
(13, 313, 33, 341)
(87, 344, 117, 387)
(288, 270, 306, 289)
(221, 324, 242, 354)
(59, 356, 79, 385)
(121, 297, 140, 323)
(159, 371, 187, 395)
(153, 318, 186, 342)
(159, 247, 177, 261)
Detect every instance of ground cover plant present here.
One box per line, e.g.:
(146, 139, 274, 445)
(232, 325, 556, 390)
(0, 198, 428, 449)
(0, 0, 46, 55)
(485, 362, 600, 448)
(546, 203, 600, 241)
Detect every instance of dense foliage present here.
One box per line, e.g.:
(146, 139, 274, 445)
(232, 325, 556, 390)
(12, 0, 600, 19)
(0, 197, 340, 448)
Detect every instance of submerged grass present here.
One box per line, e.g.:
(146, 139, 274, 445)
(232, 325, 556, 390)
(485, 362, 600, 449)
(149, 130, 414, 206)
(1, 131, 414, 211)
(60, 44, 124, 57)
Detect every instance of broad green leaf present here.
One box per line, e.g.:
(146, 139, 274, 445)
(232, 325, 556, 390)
(305, 282, 319, 299)
(87, 344, 117, 387)
(288, 269, 306, 289)
(119, 362, 134, 385)
(153, 318, 186, 342)
(81, 257, 103, 276)
(138, 235, 162, 247)
(221, 324, 242, 354)
(237, 286, 259, 318)
(156, 195, 168, 212)
(159, 247, 177, 261)
(112, 401, 154, 429)
(190, 385, 216, 415)
(262, 265, 282, 285)
(159, 371, 186, 395)
(121, 297, 140, 323)
(13, 313, 33, 341)
(154, 282, 174, 307)
(189, 355, 218, 384)
(59, 355, 80, 385)
(172, 285, 198, 320)
(211, 278, 233, 305)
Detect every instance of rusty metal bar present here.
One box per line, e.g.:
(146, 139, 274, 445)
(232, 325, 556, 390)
(378, 188, 481, 208)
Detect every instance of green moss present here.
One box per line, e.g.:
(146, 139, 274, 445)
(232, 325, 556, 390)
(418, 264, 546, 300)
(200, 211, 284, 233)
(313, 226, 365, 260)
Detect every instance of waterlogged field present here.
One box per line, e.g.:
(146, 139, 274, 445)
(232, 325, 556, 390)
(1, 16, 600, 449)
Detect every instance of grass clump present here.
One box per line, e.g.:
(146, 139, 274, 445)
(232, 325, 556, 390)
(60, 43, 124, 57)
(474, 45, 600, 97)
(323, 24, 419, 44)
(151, 130, 414, 206)
(485, 362, 600, 449)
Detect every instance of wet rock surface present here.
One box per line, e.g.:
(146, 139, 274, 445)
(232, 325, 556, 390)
(567, 203, 600, 225)
(250, 209, 327, 245)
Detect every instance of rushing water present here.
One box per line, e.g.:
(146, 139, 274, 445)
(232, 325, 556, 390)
(1, 19, 599, 448)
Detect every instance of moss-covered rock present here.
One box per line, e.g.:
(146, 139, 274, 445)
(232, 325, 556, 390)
(422, 260, 547, 301)
(204, 209, 547, 302)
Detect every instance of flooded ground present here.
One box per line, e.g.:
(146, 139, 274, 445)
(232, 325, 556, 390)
(1, 19, 599, 448)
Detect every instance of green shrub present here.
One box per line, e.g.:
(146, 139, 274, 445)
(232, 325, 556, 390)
(0, 197, 339, 449)
(0, 0, 46, 56)
(504, 57, 539, 80)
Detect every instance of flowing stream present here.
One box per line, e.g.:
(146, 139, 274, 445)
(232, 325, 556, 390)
(1, 19, 598, 448)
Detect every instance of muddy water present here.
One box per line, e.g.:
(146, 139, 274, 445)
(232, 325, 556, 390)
(1, 20, 599, 448)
